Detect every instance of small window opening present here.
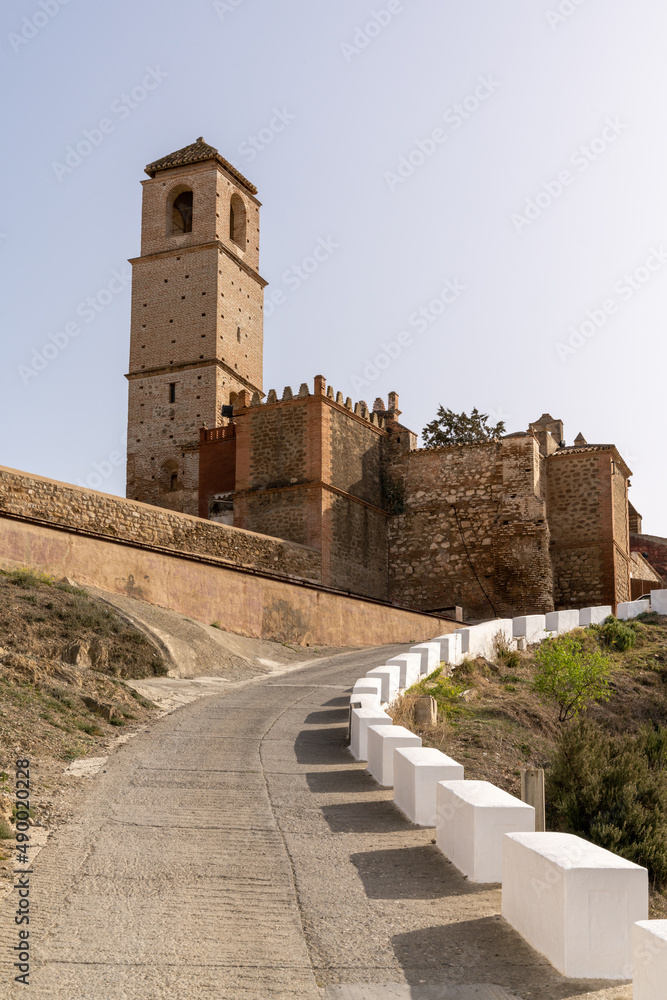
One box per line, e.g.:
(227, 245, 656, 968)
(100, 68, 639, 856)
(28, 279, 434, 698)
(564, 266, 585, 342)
(170, 472, 178, 492)
(169, 382, 176, 403)
(237, 327, 241, 342)
(172, 191, 193, 234)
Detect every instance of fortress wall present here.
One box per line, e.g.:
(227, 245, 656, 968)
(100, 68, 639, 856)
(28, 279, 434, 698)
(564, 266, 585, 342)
(0, 466, 453, 647)
(388, 436, 553, 619)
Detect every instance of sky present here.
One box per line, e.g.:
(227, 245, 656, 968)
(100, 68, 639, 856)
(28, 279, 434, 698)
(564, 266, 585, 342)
(1, 0, 666, 531)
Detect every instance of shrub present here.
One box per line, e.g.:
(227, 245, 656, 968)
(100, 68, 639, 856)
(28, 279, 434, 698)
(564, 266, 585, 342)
(598, 615, 638, 652)
(547, 720, 667, 888)
(533, 633, 611, 722)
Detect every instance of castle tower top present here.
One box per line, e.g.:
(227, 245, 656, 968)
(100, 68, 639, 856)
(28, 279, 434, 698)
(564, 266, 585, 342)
(144, 137, 258, 195)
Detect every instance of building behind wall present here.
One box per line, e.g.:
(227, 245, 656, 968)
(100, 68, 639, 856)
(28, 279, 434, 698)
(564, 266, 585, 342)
(126, 141, 638, 618)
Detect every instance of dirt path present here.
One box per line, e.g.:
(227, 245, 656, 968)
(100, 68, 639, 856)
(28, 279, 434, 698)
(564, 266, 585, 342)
(0, 649, 633, 999)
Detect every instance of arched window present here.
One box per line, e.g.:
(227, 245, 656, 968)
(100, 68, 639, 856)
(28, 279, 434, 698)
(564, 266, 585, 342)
(171, 191, 193, 234)
(229, 193, 246, 248)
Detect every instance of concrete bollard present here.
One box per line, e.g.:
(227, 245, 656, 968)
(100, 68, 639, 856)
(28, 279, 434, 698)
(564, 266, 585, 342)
(503, 832, 648, 979)
(545, 609, 580, 634)
(436, 780, 534, 883)
(394, 747, 463, 826)
(513, 615, 548, 645)
(409, 642, 442, 675)
(349, 707, 392, 761)
(385, 653, 422, 689)
(366, 725, 421, 787)
(650, 590, 667, 615)
(579, 606, 612, 626)
(365, 665, 401, 704)
(632, 920, 667, 998)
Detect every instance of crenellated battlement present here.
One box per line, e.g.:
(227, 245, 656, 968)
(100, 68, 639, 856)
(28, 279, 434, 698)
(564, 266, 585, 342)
(233, 376, 403, 432)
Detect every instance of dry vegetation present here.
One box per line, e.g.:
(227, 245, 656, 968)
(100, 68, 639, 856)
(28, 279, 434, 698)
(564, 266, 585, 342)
(0, 568, 164, 884)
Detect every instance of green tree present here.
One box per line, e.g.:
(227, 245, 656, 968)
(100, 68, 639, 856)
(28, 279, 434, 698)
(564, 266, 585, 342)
(533, 633, 611, 723)
(547, 720, 667, 888)
(422, 406, 506, 448)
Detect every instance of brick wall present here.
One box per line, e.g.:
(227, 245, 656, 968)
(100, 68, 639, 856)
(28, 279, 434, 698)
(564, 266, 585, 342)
(388, 436, 553, 619)
(232, 380, 390, 600)
(126, 156, 266, 516)
(631, 534, 667, 581)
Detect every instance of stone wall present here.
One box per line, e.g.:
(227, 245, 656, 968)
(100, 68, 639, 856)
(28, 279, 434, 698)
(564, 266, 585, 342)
(387, 436, 553, 620)
(0, 467, 456, 648)
(546, 447, 631, 609)
(0, 466, 321, 584)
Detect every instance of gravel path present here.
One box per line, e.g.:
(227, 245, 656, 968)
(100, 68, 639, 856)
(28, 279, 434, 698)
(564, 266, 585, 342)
(0, 648, 633, 999)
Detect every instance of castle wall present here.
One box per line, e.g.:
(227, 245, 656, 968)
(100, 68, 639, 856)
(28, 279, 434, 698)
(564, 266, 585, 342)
(0, 467, 454, 647)
(387, 436, 553, 620)
(232, 381, 390, 600)
(546, 449, 630, 609)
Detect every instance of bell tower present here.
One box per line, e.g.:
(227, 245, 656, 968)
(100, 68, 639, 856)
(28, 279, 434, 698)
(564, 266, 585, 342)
(125, 137, 266, 515)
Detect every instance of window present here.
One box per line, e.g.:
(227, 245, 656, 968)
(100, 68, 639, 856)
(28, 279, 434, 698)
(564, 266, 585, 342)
(171, 190, 193, 234)
(237, 327, 241, 343)
(229, 193, 246, 247)
(170, 472, 178, 492)
(169, 383, 176, 403)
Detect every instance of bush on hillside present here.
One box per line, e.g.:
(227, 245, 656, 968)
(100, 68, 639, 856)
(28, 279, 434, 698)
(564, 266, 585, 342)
(597, 615, 638, 652)
(533, 633, 611, 723)
(547, 719, 667, 888)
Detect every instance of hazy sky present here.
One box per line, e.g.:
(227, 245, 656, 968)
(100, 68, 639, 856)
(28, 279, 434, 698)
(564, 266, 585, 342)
(1, 0, 666, 531)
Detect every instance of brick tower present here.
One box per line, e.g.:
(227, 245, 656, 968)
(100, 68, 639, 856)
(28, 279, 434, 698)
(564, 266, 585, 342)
(125, 138, 266, 515)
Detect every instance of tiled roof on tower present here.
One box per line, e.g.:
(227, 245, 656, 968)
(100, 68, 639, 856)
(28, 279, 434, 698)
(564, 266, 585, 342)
(144, 137, 257, 195)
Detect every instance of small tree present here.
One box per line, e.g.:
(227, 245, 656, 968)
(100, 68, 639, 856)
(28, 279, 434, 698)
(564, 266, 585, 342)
(422, 406, 506, 448)
(533, 634, 611, 723)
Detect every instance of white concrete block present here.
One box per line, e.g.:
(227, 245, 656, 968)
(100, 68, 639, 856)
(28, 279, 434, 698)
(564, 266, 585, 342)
(385, 653, 422, 689)
(436, 780, 534, 883)
(409, 642, 442, 675)
(349, 707, 392, 761)
(393, 747, 464, 826)
(456, 620, 514, 660)
(366, 725, 421, 787)
(513, 615, 548, 645)
(431, 632, 462, 669)
(651, 590, 667, 616)
(617, 599, 650, 620)
(544, 609, 581, 634)
(502, 831, 648, 980)
(633, 920, 667, 999)
(352, 678, 383, 699)
(349, 694, 380, 712)
(365, 665, 401, 704)
(579, 606, 612, 626)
